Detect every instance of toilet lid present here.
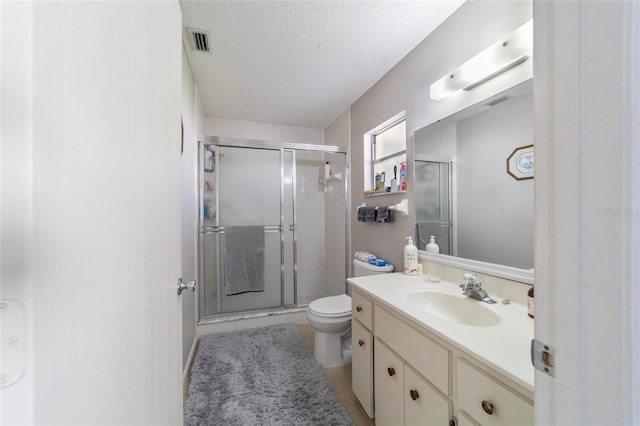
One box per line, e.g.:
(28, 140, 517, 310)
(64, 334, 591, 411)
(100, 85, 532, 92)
(308, 294, 351, 317)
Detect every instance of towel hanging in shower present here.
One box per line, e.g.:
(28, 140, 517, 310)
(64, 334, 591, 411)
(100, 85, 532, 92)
(224, 226, 265, 296)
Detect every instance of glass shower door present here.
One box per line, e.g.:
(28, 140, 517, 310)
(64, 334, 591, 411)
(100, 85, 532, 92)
(200, 145, 294, 316)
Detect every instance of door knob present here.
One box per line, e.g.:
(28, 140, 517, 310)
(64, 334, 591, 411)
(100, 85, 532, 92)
(177, 278, 196, 295)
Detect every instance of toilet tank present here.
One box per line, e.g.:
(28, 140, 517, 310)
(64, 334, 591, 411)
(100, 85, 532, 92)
(353, 259, 394, 277)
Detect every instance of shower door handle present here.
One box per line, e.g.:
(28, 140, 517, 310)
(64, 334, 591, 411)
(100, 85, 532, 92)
(177, 278, 197, 296)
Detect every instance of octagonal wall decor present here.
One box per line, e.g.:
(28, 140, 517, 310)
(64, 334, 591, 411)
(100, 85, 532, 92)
(507, 144, 534, 180)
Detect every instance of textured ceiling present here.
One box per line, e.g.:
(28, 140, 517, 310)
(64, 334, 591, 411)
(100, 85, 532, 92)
(180, 1, 465, 129)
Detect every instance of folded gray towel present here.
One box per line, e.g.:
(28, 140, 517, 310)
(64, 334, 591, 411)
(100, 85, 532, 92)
(357, 206, 366, 222)
(376, 206, 393, 223)
(364, 206, 377, 222)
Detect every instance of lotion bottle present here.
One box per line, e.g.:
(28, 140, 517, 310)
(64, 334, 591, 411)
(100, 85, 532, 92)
(426, 235, 440, 254)
(404, 236, 418, 275)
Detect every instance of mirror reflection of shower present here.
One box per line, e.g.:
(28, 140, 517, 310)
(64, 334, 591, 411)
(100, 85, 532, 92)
(414, 157, 452, 256)
(198, 137, 348, 320)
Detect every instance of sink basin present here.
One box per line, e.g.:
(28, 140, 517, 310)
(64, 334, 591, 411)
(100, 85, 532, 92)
(401, 290, 501, 327)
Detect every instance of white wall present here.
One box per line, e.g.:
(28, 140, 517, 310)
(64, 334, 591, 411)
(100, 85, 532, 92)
(180, 46, 198, 376)
(346, 1, 532, 270)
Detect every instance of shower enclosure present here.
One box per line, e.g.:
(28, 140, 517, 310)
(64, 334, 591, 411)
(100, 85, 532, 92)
(198, 136, 347, 319)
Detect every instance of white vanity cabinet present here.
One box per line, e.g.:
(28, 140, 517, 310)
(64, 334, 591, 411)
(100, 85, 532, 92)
(350, 284, 534, 426)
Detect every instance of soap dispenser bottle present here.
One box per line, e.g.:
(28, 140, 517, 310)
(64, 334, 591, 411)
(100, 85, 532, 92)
(404, 236, 418, 275)
(426, 235, 440, 254)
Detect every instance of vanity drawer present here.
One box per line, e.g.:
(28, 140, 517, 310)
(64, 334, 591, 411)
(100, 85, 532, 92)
(351, 289, 373, 330)
(456, 358, 533, 426)
(375, 305, 451, 395)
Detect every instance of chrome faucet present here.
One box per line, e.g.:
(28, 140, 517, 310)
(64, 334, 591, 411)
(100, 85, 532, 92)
(459, 273, 497, 304)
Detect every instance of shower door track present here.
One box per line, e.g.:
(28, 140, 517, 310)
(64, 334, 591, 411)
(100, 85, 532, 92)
(198, 135, 348, 154)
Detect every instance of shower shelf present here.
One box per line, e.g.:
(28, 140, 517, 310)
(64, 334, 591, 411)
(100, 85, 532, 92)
(320, 172, 342, 185)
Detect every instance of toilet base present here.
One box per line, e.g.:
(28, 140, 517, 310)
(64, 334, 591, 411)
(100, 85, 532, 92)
(313, 329, 352, 368)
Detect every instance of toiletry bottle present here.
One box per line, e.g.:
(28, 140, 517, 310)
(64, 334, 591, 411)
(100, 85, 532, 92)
(399, 161, 407, 191)
(324, 161, 331, 179)
(204, 146, 214, 172)
(426, 235, 440, 253)
(404, 236, 418, 275)
(527, 287, 535, 318)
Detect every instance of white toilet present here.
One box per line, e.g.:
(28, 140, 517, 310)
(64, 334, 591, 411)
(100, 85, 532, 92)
(306, 258, 394, 367)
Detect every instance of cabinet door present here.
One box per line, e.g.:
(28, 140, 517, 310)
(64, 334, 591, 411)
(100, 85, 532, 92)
(374, 339, 405, 426)
(405, 365, 452, 426)
(352, 319, 374, 418)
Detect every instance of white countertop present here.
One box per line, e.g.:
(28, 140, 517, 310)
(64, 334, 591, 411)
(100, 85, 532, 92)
(348, 273, 535, 393)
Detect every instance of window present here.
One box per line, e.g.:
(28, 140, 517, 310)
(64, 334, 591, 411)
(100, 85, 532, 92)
(364, 114, 406, 194)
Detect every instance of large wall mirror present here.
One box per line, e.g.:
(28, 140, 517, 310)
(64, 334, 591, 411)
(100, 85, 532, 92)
(414, 80, 533, 283)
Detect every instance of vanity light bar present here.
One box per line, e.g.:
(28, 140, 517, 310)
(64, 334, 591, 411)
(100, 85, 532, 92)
(429, 20, 533, 101)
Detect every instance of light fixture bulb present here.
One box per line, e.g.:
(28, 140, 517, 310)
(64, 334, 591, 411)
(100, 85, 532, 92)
(430, 20, 533, 101)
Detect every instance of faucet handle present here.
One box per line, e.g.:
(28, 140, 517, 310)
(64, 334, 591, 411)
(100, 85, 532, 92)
(463, 273, 477, 283)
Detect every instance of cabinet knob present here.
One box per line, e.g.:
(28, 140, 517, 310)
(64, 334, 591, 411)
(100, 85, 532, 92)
(387, 367, 396, 377)
(358, 339, 365, 347)
(410, 389, 419, 401)
(356, 306, 362, 312)
(481, 400, 494, 415)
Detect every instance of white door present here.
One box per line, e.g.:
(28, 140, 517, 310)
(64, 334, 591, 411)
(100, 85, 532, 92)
(1, 2, 184, 424)
(533, 1, 640, 425)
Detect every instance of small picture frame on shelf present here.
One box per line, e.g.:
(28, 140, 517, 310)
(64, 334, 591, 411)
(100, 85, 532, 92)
(507, 144, 534, 180)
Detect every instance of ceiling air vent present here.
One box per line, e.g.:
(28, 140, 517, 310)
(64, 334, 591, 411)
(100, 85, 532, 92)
(187, 27, 211, 53)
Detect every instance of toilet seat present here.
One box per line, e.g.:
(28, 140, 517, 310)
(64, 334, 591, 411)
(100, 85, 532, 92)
(308, 294, 351, 318)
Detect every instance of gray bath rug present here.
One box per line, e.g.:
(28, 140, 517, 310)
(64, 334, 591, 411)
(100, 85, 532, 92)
(184, 323, 354, 426)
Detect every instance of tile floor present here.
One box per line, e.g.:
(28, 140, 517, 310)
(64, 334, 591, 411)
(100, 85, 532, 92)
(297, 323, 374, 426)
